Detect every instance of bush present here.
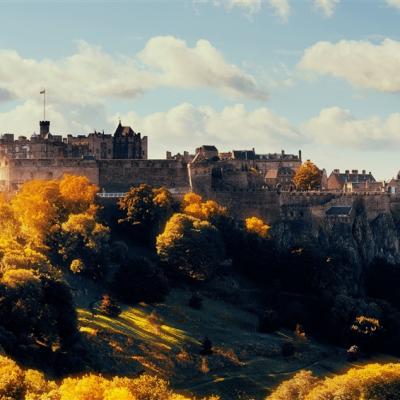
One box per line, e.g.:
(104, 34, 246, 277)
(99, 294, 121, 317)
(111, 257, 169, 305)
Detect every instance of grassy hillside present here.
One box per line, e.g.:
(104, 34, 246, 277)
(71, 280, 398, 400)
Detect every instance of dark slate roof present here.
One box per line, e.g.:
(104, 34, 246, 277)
(114, 122, 136, 137)
(326, 206, 352, 216)
(232, 150, 256, 160)
(329, 172, 375, 185)
(201, 145, 218, 151)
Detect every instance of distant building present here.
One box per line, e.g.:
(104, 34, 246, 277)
(0, 120, 147, 161)
(327, 169, 376, 191)
(188, 145, 302, 193)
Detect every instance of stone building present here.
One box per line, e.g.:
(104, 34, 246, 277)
(327, 169, 376, 191)
(188, 145, 302, 194)
(0, 120, 147, 161)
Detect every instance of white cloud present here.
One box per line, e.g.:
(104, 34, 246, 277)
(0, 36, 267, 109)
(139, 36, 267, 100)
(299, 38, 400, 92)
(386, 0, 400, 9)
(268, 0, 291, 21)
(226, 0, 262, 14)
(313, 0, 340, 17)
(114, 103, 303, 157)
(302, 106, 400, 150)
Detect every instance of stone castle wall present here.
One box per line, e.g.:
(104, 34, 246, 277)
(98, 159, 189, 191)
(0, 158, 99, 190)
(0, 158, 190, 192)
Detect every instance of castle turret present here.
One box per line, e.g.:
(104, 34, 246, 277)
(40, 120, 50, 137)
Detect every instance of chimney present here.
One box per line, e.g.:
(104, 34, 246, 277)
(362, 169, 366, 174)
(334, 169, 340, 173)
(40, 120, 50, 137)
(298, 150, 302, 161)
(345, 170, 349, 174)
(352, 169, 358, 174)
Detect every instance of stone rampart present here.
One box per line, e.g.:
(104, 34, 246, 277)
(98, 159, 189, 191)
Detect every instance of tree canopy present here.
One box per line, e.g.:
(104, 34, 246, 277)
(293, 160, 322, 191)
(156, 213, 225, 281)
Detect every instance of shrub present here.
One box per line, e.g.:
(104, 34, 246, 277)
(99, 294, 121, 317)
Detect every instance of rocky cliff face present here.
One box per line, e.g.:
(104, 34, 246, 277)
(270, 200, 400, 295)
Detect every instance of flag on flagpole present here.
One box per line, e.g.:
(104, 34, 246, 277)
(40, 89, 45, 94)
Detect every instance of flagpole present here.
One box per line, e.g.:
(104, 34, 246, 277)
(44, 89, 46, 120)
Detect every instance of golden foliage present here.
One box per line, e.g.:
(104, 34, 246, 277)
(61, 211, 110, 250)
(182, 192, 227, 220)
(267, 370, 320, 400)
(293, 160, 321, 191)
(268, 363, 400, 400)
(59, 174, 99, 214)
(351, 315, 382, 335)
(0, 355, 219, 400)
(11, 179, 61, 246)
(1, 268, 40, 288)
(245, 216, 270, 238)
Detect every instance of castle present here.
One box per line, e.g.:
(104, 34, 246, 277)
(0, 120, 303, 194)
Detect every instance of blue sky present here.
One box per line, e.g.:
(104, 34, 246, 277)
(1, 0, 400, 179)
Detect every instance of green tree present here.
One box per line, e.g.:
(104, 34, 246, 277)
(156, 213, 225, 281)
(118, 184, 175, 242)
(0, 269, 78, 356)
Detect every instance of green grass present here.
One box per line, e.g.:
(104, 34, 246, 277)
(74, 286, 399, 400)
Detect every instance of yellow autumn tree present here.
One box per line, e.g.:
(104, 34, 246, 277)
(59, 174, 99, 214)
(182, 192, 227, 220)
(245, 216, 270, 238)
(11, 179, 61, 246)
(267, 363, 400, 400)
(293, 160, 322, 191)
(10, 175, 100, 248)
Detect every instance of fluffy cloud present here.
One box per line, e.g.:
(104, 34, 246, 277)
(302, 106, 400, 149)
(0, 36, 267, 108)
(386, 0, 400, 9)
(313, 0, 340, 17)
(268, 0, 291, 21)
(114, 102, 303, 157)
(299, 38, 400, 92)
(138, 36, 267, 100)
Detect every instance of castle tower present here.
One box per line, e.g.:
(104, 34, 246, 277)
(40, 120, 50, 137)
